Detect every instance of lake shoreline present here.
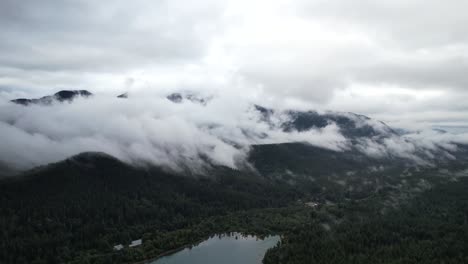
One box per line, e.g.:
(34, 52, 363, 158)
(133, 233, 280, 264)
(132, 237, 208, 264)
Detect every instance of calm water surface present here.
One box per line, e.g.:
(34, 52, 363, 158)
(151, 233, 280, 264)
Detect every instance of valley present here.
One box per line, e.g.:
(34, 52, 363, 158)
(1, 144, 467, 263)
(3, 1, 468, 263)
(1, 91, 468, 264)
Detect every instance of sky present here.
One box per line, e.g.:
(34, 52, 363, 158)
(1, 0, 468, 171)
(1, 0, 468, 128)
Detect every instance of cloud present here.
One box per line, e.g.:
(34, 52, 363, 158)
(2, 91, 468, 173)
(299, 0, 468, 49)
(0, 0, 224, 71)
(1, 0, 468, 131)
(355, 122, 468, 165)
(0, 94, 350, 171)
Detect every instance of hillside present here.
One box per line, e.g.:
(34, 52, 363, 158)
(0, 152, 298, 264)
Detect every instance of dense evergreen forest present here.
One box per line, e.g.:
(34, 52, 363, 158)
(1, 150, 467, 263)
(263, 177, 468, 264)
(0, 153, 300, 263)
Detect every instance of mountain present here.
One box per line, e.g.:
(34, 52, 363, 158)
(254, 105, 396, 140)
(11, 90, 92, 105)
(167, 92, 212, 105)
(8, 89, 394, 142)
(6, 89, 463, 170)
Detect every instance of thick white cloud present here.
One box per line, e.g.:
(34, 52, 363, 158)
(0, 95, 351, 170)
(2, 93, 467, 172)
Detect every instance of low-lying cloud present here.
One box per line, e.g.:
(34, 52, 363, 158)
(0, 94, 349, 172)
(1, 92, 468, 174)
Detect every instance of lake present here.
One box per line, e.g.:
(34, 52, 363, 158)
(151, 233, 280, 264)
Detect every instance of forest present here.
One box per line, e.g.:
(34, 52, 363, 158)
(1, 152, 467, 263)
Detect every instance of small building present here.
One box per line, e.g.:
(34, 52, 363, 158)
(305, 202, 319, 208)
(129, 239, 142, 248)
(113, 244, 124, 251)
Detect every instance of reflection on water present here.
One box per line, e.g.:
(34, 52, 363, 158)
(151, 233, 280, 264)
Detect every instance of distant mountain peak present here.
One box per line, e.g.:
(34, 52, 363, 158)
(166, 92, 212, 105)
(167, 92, 183, 103)
(10, 98, 36, 106)
(54, 90, 92, 101)
(253, 104, 396, 140)
(117, 92, 128, 98)
(11, 90, 93, 106)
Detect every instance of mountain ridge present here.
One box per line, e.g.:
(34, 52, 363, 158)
(11, 90, 92, 105)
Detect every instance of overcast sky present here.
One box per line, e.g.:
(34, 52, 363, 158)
(1, 0, 468, 128)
